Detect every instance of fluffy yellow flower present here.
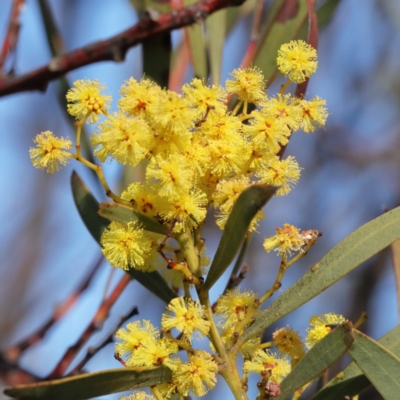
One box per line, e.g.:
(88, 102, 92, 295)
(115, 320, 159, 366)
(121, 182, 159, 217)
(277, 40, 318, 83)
(263, 223, 305, 256)
(173, 351, 218, 397)
(306, 313, 347, 349)
(247, 111, 291, 154)
(118, 77, 162, 117)
(257, 156, 301, 196)
(243, 350, 291, 383)
(29, 131, 73, 173)
(134, 337, 179, 370)
(149, 90, 195, 136)
(146, 153, 194, 198)
(215, 288, 258, 328)
(261, 94, 302, 132)
(91, 113, 154, 166)
(182, 78, 227, 118)
(100, 221, 152, 271)
(300, 96, 328, 133)
(157, 189, 207, 233)
(162, 297, 210, 343)
(66, 79, 111, 123)
(226, 67, 266, 104)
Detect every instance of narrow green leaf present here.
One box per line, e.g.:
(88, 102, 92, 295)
(312, 324, 400, 400)
(226, 0, 257, 34)
(71, 171, 109, 242)
(186, 24, 208, 79)
(347, 330, 400, 399)
(99, 202, 168, 235)
(239, 205, 400, 344)
(184, 0, 207, 79)
(143, 33, 171, 87)
(201, 185, 276, 293)
(4, 367, 172, 400)
(206, 9, 226, 84)
(71, 172, 175, 304)
(276, 322, 354, 400)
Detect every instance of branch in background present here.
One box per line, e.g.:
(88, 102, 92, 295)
(0, 0, 25, 72)
(0, 354, 40, 385)
(68, 306, 139, 375)
(47, 273, 131, 379)
(0, 0, 245, 97)
(3, 255, 104, 363)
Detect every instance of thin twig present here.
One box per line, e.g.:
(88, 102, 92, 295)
(68, 306, 139, 375)
(211, 235, 250, 311)
(47, 273, 131, 378)
(0, 353, 40, 384)
(3, 254, 104, 363)
(0, 0, 245, 97)
(240, 0, 264, 68)
(0, 0, 25, 72)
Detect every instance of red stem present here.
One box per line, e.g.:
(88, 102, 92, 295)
(0, 0, 25, 71)
(47, 273, 131, 378)
(3, 255, 104, 363)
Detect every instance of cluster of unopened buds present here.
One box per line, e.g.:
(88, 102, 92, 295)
(29, 40, 346, 399)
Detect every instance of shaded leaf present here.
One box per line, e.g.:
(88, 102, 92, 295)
(143, 33, 171, 87)
(201, 185, 276, 293)
(347, 330, 400, 399)
(71, 171, 109, 242)
(184, 0, 208, 79)
(239, 205, 400, 344)
(4, 367, 172, 400)
(276, 322, 354, 400)
(312, 324, 400, 399)
(186, 25, 208, 78)
(226, 0, 257, 34)
(206, 9, 226, 84)
(71, 172, 175, 304)
(99, 202, 168, 235)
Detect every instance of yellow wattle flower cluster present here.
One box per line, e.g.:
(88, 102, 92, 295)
(28, 40, 331, 399)
(29, 40, 327, 275)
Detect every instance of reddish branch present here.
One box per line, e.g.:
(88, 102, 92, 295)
(68, 305, 139, 375)
(3, 255, 104, 363)
(0, 255, 104, 385)
(0, 0, 245, 97)
(0, 354, 40, 385)
(0, 0, 25, 72)
(47, 273, 131, 378)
